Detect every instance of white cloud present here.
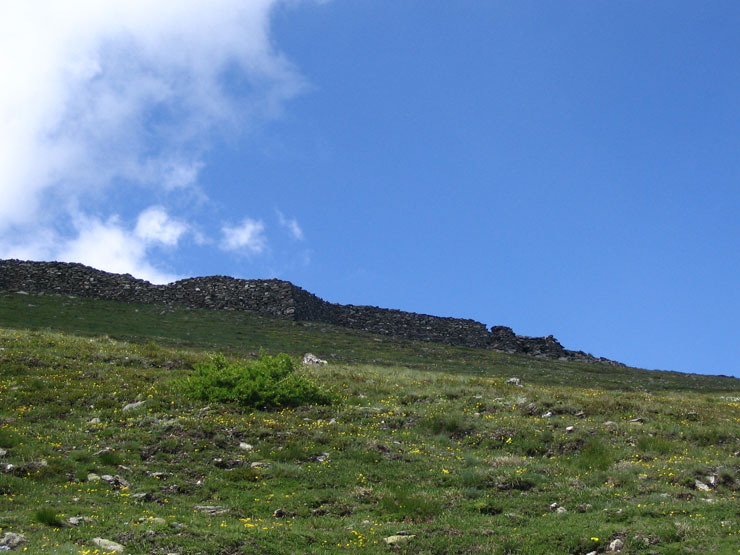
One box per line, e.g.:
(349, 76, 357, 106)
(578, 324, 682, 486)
(135, 206, 187, 246)
(0, 0, 309, 276)
(277, 210, 305, 240)
(57, 212, 181, 284)
(221, 218, 267, 254)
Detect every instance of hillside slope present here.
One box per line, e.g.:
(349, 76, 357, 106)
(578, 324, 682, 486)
(0, 292, 739, 554)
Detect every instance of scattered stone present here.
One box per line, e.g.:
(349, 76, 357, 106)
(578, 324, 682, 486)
(250, 462, 271, 469)
(302, 353, 327, 365)
(101, 474, 129, 488)
(92, 538, 124, 552)
(148, 472, 169, 479)
(194, 505, 229, 515)
(565, 426, 575, 433)
(384, 534, 416, 546)
(556, 507, 568, 514)
(629, 417, 645, 424)
(213, 458, 244, 469)
(604, 421, 617, 427)
(93, 448, 111, 456)
(574, 410, 585, 418)
(87, 473, 101, 482)
(273, 509, 286, 518)
(505, 377, 521, 386)
(576, 504, 593, 513)
(695, 480, 711, 492)
(139, 517, 167, 525)
(586, 552, 598, 555)
(0, 449, 7, 458)
(88, 417, 101, 425)
(707, 474, 718, 487)
(0, 533, 27, 550)
(238, 442, 253, 451)
(131, 492, 152, 501)
(549, 503, 559, 511)
(68, 516, 93, 526)
(607, 538, 624, 552)
(542, 411, 553, 418)
(122, 401, 146, 412)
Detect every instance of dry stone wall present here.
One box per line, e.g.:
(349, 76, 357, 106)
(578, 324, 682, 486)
(0, 259, 619, 364)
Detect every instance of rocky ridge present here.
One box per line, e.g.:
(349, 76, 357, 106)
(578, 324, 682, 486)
(0, 259, 620, 365)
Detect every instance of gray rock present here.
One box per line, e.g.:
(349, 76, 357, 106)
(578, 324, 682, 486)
(505, 377, 521, 386)
(101, 474, 129, 488)
(0, 533, 27, 549)
(87, 473, 101, 482)
(122, 401, 146, 412)
(238, 442, 253, 451)
(607, 538, 624, 552)
(194, 505, 229, 515)
(92, 538, 124, 552)
(0, 449, 7, 458)
(565, 426, 575, 433)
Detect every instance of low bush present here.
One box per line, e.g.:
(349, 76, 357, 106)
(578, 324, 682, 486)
(180, 352, 335, 409)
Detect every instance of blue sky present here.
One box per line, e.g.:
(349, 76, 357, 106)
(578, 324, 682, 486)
(1, 1, 739, 377)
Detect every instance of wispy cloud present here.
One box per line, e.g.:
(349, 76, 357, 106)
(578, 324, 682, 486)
(221, 218, 267, 255)
(277, 210, 305, 241)
(0, 1, 307, 277)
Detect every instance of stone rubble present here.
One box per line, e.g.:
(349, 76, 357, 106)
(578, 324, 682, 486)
(0, 259, 624, 365)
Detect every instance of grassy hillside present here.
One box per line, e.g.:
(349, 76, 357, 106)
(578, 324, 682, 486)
(1, 291, 739, 554)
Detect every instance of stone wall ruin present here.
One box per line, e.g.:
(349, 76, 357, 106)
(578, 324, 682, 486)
(0, 259, 619, 364)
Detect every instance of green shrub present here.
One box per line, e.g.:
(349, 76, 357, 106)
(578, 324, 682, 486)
(179, 352, 335, 409)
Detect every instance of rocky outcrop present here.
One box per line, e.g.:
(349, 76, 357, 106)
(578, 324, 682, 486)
(0, 259, 621, 364)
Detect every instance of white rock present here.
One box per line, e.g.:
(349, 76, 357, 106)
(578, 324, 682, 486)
(607, 538, 624, 552)
(695, 480, 711, 491)
(87, 473, 101, 482)
(88, 418, 101, 425)
(302, 353, 327, 365)
(542, 411, 553, 418)
(238, 442, 253, 451)
(565, 426, 575, 433)
(0, 449, 6, 457)
(122, 401, 146, 412)
(92, 538, 125, 552)
(384, 535, 416, 545)
(68, 516, 93, 526)
(505, 377, 521, 386)
(556, 506, 567, 514)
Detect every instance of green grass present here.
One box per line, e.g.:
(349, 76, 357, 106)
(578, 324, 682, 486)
(0, 291, 739, 553)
